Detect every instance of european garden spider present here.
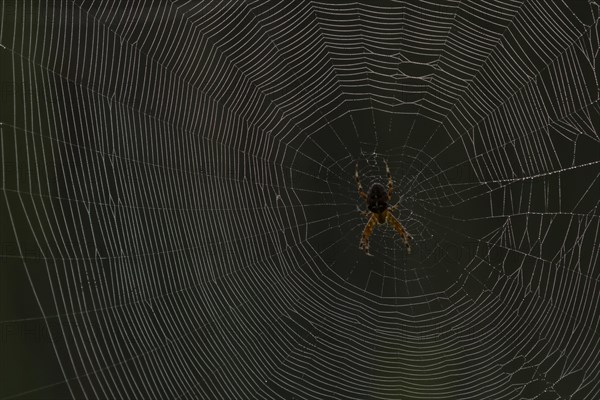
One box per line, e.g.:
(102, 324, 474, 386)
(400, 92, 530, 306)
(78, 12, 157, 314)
(355, 160, 413, 255)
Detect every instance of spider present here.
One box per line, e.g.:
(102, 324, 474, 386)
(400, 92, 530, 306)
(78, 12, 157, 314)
(355, 160, 413, 255)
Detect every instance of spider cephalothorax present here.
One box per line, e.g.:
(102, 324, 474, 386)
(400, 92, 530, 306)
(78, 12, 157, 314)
(355, 160, 412, 254)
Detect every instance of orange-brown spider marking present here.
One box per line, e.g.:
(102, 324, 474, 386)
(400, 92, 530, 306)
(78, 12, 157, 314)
(359, 213, 378, 254)
(386, 212, 412, 254)
(355, 162, 367, 201)
(355, 160, 412, 254)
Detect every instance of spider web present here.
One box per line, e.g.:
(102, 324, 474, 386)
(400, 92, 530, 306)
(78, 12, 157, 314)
(1, 0, 600, 399)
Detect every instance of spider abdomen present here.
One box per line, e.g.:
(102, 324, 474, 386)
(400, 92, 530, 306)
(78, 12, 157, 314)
(367, 183, 388, 213)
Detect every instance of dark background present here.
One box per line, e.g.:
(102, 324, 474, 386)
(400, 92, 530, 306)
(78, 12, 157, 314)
(1, 1, 599, 399)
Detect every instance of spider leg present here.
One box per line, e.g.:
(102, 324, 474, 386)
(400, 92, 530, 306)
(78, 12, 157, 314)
(385, 159, 393, 201)
(359, 213, 378, 254)
(355, 162, 368, 201)
(385, 211, 413, 254)
(388, 194, 406, 214)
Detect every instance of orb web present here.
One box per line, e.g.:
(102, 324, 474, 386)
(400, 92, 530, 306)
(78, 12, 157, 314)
(1, 0, 599, 399)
